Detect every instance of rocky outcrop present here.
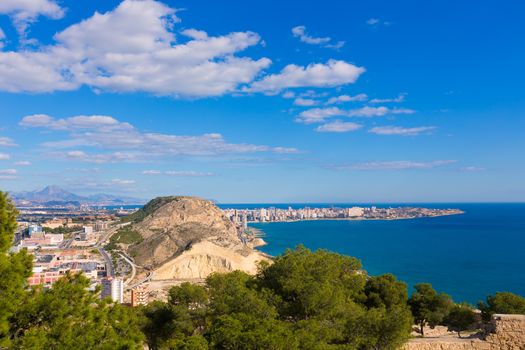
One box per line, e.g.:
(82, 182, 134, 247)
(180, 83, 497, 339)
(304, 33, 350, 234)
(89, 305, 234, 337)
(403, 314, 525, 350)
(125, 196, 269, 280)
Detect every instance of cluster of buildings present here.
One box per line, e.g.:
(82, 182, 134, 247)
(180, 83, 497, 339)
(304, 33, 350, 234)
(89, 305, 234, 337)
(224, 206, 463, 224)
(11, 219, 150, 307)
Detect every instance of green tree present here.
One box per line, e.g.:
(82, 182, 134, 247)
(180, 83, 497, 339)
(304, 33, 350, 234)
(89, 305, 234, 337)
(206, 313, 297, 350)
(478, 292, 525, 321)
(258, 245, 366, 320)
(207, 271, 278, 320)
(444, 303, 478, 337)
(169, 282, 208, 307)
(408, 283, 452, 337)
(10, 272, 144, 349)
(0, 191, 33, 348)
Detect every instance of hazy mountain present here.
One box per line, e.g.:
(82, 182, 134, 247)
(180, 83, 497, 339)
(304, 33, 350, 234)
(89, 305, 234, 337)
(11, 186, 145, 206)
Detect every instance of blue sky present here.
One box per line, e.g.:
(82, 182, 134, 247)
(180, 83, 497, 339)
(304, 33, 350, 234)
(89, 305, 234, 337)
(0, 0, 524, 203)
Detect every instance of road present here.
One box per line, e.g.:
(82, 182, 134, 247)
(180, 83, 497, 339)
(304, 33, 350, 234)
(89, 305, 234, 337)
(98, 247, 115, 278)
(118, 251, 137, 286)
(58, 230, 83, 249)
(126, 271, 154, 290)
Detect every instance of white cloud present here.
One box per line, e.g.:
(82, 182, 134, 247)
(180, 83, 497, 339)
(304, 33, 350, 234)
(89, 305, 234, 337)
(296, 107, 346, 124)
(281, 91, 295, 99)
(316, 121, 362, 133)
(326, 94, 368, 104)
(370, 93, 406, 104)
(56, 150, 141, 164)
(0, 0, 271, 97)
(293, 97, 318, 106)
(20, 114, 132, 131)
(111, 178, 136, 185)
(181, 28, 208, 40)
(291, 25, 345, 50)
(142, 170, 162, 175)
(324, 41, 346, 50)
(246, 59, 365, 94)
(0, 168, 17, 174)
(272, 147, 300, 154)
(0, 153, 10, 160)
(347, 106, 415, 117)
(334, 160, 457, 171)
(296, 106, 414, 124)
(0, 0, 65, 38)
(369, 126, 436, 136)
(291, 25, 330, 45)
(14, 160, 31, 166)
(366, 18, 390, 26)
(20, 114, 299, 162)
(0, 136, 17, 147)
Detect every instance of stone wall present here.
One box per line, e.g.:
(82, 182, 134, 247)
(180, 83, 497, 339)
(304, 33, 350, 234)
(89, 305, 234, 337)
(403, 314, 525, 350)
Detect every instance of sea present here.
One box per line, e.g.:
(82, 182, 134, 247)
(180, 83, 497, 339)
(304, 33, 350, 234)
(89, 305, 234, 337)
(221, 203, 525, 305)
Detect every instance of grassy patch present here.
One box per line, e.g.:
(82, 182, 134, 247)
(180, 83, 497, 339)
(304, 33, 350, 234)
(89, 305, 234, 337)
(105, 227, 143, 250)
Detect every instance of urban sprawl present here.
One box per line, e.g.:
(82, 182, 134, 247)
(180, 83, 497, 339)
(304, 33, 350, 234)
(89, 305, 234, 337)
(11, 204, 462, 306)
(223, 206, 464, 229)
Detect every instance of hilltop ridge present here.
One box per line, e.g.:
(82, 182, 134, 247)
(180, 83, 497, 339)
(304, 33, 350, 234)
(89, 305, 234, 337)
(121, 196, 269, 280)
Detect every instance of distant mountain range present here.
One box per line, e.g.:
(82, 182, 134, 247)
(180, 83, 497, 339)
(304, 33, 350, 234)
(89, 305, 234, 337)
(10, 185, 145, 207)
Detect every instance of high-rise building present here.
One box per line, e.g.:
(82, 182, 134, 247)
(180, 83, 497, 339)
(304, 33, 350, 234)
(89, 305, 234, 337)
(131, 286, 149, 307)
(101, 277, 124, 303)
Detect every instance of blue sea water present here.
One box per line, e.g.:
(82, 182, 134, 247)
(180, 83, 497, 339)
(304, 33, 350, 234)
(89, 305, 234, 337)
(244, 203, 525, 304)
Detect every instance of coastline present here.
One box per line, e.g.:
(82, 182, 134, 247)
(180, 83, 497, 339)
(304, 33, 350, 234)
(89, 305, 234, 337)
(247, 210, 464, 225)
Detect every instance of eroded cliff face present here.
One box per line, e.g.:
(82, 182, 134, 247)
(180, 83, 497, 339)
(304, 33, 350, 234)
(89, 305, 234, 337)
(125, 196, 269, 280)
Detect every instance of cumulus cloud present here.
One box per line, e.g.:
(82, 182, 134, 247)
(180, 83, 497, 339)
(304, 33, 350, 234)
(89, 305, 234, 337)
(246, 60, 365, 94)
(296, 106, 414, 124)
(0, 0, 65, 38)
(316, 121, 362, 133)
(333, 160, 457, 171)
(370, 93, 406, 104)
(293, 97, 318, 106)
(0, 136, 17, 147)
(0, 0, 271, 97)
(20, 114, 299, 162)
(369, 126, 436, 136)
(326, 94, 368, 104)
(143, 170, 214, 177)
(0, 153, 10, 160)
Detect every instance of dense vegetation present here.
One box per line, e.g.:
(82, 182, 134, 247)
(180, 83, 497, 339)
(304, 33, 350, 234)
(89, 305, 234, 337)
(1, 191, 525, 349)
(140, 249, 413, 349)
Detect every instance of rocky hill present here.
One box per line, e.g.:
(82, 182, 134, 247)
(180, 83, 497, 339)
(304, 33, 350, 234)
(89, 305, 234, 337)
(122, 196, 269, 280)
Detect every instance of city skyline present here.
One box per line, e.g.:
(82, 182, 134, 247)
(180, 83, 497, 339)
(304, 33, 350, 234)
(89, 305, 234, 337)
(1, 0, 524, 202)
